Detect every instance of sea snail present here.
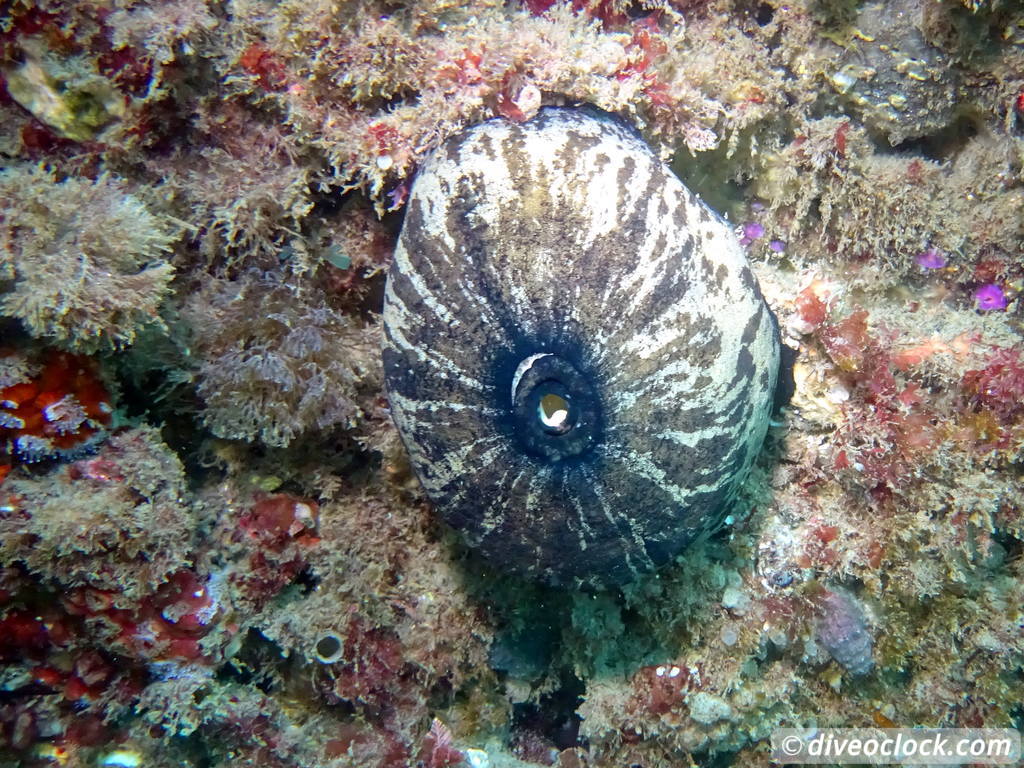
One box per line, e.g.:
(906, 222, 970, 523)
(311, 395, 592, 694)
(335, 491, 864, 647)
(382, 106, 779, 587)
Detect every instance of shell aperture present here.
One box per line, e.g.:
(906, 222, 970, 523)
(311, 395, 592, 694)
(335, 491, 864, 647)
(382, 106, 780, 587)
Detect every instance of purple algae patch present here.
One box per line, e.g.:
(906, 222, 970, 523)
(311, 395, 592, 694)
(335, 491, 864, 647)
(915, 248, 946, 269)
(975, 284, 1008, 311)
(744, 221, 765, 240)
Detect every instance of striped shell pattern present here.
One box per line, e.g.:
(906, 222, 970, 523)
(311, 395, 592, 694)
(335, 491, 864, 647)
(383, 106, 779, 587)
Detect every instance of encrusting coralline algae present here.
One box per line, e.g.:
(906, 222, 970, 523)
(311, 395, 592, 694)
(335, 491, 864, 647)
(1, 0, 1023, 766)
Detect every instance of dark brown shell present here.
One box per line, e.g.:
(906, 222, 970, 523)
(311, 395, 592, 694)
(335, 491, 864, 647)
(383, 107, 779, 587)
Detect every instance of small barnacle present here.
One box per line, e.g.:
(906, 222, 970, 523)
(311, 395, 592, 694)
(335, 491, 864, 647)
(314, 633, 344, 663)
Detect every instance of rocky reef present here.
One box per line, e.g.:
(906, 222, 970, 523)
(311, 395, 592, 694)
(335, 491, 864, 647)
(1, 0, 1022, 767)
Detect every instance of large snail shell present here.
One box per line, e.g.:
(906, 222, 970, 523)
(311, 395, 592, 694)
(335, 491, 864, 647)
(383, 106, 779, 587)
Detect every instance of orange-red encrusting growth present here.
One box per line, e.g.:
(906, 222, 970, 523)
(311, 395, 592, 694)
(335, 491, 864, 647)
(0, 352, 113, 463)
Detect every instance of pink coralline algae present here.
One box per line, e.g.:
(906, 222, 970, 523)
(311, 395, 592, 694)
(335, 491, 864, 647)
(813, 588, 874, 677)
(974, 284, 1008, 311)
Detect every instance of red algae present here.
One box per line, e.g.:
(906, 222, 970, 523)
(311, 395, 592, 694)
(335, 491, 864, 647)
(239, 43, 289, 91)
(0, 351, 112, 463)
(417, 719, 466, 768)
